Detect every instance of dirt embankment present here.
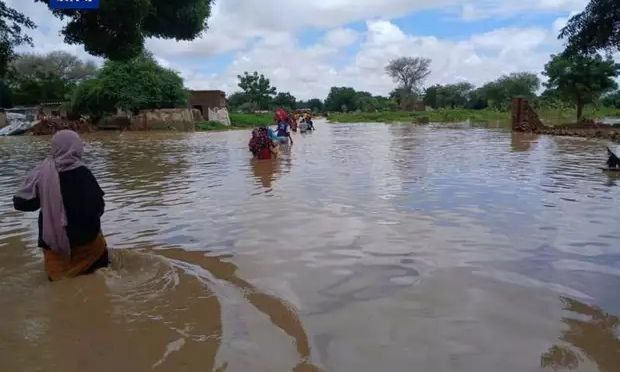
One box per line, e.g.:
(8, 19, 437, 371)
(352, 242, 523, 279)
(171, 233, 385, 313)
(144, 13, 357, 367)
(31, 118, 97, 135)
(511, 98, 620, 142)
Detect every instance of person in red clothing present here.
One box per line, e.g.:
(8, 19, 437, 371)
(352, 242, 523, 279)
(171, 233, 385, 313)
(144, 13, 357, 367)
(249, 127, 278, 160)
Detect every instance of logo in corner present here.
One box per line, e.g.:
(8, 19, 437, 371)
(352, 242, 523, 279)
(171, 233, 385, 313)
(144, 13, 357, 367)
(50, 0, 100, 10)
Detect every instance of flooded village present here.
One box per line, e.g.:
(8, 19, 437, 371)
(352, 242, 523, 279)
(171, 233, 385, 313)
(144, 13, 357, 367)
(1, 0, 620, 372)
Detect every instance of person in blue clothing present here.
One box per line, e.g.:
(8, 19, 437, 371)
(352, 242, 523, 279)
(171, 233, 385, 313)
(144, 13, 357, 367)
(274, 108, 293, 145)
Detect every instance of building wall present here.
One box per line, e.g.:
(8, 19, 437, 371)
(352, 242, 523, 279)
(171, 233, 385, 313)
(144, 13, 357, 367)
(0, 111, 6, 129)
(129, 108, 199, 131)
(189, 90, 227, 119)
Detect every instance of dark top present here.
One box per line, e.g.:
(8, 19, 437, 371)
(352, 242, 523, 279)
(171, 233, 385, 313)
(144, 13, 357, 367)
(13, 166, 105, 249)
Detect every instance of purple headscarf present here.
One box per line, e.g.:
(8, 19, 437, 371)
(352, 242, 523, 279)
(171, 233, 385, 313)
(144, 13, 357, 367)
(15, 130, 85, 258)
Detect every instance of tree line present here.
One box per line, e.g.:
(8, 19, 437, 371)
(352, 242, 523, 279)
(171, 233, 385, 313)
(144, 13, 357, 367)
(0, 0, 619, 122)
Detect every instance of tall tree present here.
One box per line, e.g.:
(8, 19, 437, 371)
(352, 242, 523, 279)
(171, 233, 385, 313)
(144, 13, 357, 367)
(386, 57, 431, 95)
(8, 51, 98, 105)
(543, 53, 619, 121)
(560, 0, 620, 54)
(35, 0, 213, 60)
(72, 52, 188, 117)
(237, 71, 276, 110)
(0, 1, 35, 77)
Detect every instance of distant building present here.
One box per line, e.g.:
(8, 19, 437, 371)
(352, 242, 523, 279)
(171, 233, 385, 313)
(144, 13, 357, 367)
(189, 90, 227, 119)
(40, 101, 67, 118)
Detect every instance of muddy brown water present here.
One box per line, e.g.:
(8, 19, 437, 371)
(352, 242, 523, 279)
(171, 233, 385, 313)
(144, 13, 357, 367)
(1, 122, 619, 372)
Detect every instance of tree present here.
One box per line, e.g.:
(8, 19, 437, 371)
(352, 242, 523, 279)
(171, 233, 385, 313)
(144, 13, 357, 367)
(7, 51, 98, 105)
(560, 0, 620, 54)
(543, 53, 619, 121)
(35, 0, 214, 60)
(0, 2, 35, 77)
(0, 79, 11, 108)
(227, 92, 248, 110)
(272, 92, 296, 110)
(602, 90, 620, 108)
(297, 98, 324, 113)
(12, 51, 97, 83)
(424, 82, 474, 109)
(477, 72, 540, 109)
(386, 57, 431, 96)
(324, 87, 358, 112)
(72, 52, 187, 117)
(237, 71, 276, 110)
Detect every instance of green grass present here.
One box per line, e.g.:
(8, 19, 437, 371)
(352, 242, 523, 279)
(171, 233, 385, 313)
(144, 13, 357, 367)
(196, 113, 274, 131)
(327, 106, 620, 125)
(536, 105, 620, 126)
(230, 113, 272, 127)
(328, 109, 508, 124)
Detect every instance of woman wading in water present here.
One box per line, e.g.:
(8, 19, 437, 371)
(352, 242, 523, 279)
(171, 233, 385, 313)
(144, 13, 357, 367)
(13, 130, 109, 281)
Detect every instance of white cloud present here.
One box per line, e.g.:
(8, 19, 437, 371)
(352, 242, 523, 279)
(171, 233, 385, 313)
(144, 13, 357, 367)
(3, 0, 602, 100)
(175, 19, 562, 99)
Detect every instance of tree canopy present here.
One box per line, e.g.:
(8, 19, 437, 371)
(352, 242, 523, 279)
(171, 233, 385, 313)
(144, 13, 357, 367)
(324, 87, 358, 112)
(35, 0, 213, 60)
(543, 53, 619, 120)
(476, 72, 540, 109)
(7, 51, 97, 105)
(0, 1, 35, 76)
(560, 0, 620, 54)
(424, 82, 474, 109)
(272, 91, 296, 110)
(297, 98, 324, 113)
(386, 57, 431, 95)
(72, 52, 187, 117)
(237, 71, 277, 110)
(601, 90, 620, 108)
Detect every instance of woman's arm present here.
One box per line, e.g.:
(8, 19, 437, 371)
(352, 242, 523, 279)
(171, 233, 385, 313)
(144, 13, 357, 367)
(13, 195, 40, 212)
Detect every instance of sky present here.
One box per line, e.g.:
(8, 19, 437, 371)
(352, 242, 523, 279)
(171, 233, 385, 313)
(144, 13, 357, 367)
(5, 0, 604, 100)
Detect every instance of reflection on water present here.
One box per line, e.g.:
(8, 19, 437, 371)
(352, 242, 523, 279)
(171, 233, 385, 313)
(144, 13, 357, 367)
(1, 122, 620, 371)
(542, 298, 620, 372)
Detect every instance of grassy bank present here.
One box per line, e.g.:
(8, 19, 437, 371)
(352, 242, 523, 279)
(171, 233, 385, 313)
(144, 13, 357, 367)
(196, 113, 273, 131)
(328, 106, 620, 125)
(537, 106, 620, 126)
(328, 109, 508, 124)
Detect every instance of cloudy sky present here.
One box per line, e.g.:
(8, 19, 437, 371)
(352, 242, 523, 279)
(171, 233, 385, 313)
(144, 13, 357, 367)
(7, 0, 596, 99)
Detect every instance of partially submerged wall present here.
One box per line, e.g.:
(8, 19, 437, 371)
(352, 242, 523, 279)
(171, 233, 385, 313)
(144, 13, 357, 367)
(511, 97, 620, 142)
(129, 108, 200, 131)
(511, 98, 544, 132)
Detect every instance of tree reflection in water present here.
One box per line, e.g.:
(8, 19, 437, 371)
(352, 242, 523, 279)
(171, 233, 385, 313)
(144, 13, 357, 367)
(541, 297, 620, 371)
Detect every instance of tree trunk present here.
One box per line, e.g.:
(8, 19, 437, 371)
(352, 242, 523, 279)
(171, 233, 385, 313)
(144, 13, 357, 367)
(576, 98, 583, 123)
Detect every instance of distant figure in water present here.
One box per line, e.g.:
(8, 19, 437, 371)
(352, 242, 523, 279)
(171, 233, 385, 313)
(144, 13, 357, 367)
(13, 130, 108, 281)
(249, 127, 278, 160)
(607, 148, 620, 169)
(300, 113, 315, 133)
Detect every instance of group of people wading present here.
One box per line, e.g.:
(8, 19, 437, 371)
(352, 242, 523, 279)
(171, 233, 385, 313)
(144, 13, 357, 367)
(11, 110, 316, 280)
(248, 108, 315, 160)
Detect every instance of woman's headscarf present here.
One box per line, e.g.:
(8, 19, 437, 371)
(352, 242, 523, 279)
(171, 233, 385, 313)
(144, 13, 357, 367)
(274, 108, 289, 123)
(15, 130, 85, 258)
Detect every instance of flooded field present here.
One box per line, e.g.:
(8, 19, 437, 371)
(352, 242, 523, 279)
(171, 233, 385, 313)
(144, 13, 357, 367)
(1, 122, 619, 371)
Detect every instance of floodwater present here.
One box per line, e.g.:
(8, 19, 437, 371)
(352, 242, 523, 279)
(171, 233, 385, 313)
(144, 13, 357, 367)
(1, 121, 619, 372)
